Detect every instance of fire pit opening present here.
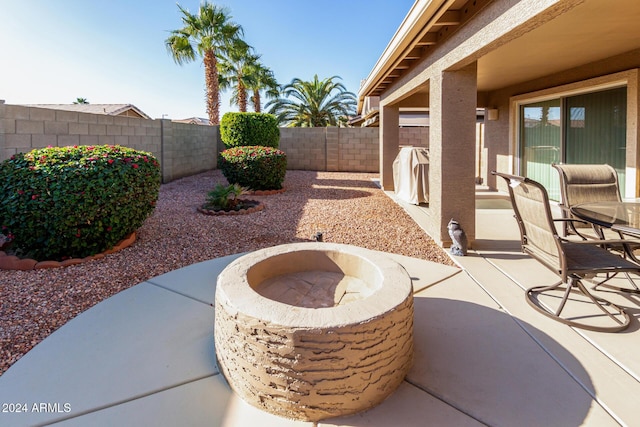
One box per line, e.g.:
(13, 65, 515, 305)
(248, 249, 383, 308)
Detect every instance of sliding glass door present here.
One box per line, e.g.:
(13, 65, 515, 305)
(520, 86, 627, 200)
(521, 99, 562, 200)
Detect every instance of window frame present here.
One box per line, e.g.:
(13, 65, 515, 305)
(510, 70, 637, 198)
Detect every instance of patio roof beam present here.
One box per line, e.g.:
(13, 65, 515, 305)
(405, 47, 423, 60)
(357, 0, 455, 109)
(357, 0, 495, 113)
(435, 10, 461, 26)
(416, 33, 438, 46)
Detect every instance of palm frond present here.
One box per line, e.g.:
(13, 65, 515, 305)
(166, 2, 245, 124)
(266, 75, 355, 127)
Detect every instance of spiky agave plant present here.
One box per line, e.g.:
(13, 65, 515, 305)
(205, 183, 246, 211)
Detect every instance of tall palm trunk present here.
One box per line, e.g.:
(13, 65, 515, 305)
(237, 81, 247, 112)
(204, 50, 220, 125)
(253, 90, 261, 112)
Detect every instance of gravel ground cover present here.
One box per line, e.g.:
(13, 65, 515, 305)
(0, 169, 455, 376)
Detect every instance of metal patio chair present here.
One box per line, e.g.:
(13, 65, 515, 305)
(493, 171, 638, 332)
(552, 163, 621, 239)
(553, 163, 640, 294)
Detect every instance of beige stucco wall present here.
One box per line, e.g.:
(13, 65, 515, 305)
(484, 52, 640, 195)
(427, 63, 478, 246)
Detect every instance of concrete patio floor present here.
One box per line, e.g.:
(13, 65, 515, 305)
(1, 189, 639, 426)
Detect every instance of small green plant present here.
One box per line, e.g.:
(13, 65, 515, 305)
(205, 183, 246, 211)
(220, 112, 280, 148)
(218, 146, 287, 190)
(0, 145, 160, 260)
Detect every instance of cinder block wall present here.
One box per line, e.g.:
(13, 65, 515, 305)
(279, 126, 428, 172)
(335, 127, 379, 172)
(161, 120, 217, 182)
(0, 104, 218, 183)
(279, 128, 327, 170)
(399, 127, 429, 148)
(1, 104, 162, 160)
(1, 103, 430, 180)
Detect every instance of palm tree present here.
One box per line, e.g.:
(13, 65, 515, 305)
(218, 40, 260, 112)
(265, 75, 356, 127)
(165, 2, 243, 125)
(248, 62, 279, 113)
(73, 98, 89, 104)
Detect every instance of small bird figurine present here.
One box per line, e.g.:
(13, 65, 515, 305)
(448, 219, 468, 256)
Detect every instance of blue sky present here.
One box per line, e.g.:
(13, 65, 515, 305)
(0, 0, 415, 120)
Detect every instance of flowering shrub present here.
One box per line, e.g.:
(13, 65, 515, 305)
(218, 146, 287, 190)
(220, 112, 280, 149)
(0, 145, 160, 261)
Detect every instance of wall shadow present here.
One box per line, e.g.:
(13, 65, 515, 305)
(312, 178, 379, 189)
(307, 188, 372, 200)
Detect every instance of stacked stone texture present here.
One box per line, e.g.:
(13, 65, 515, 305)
(215, 287, 413, 421)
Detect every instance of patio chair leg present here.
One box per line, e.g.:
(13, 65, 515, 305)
(554, 280, 573, 316)
(525, 276, 631, 332)
(592, 272, 640, 294)
(622, 273, 640, 293)
(531, 280, 563, 293)
(572, 279, 628, 326)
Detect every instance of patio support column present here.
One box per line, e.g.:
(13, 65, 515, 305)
(379, 104, 399, 190)
(429, 62, 477, 246)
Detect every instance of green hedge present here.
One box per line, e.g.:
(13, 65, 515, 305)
(220, 112, 280, 148)
(0, 145, 160, 261)
(219, 146, 287, 190)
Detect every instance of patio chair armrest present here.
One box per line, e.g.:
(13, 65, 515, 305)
(553, 218, 592, 240)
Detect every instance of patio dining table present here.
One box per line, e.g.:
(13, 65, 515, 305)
(570, 201, 640, 238)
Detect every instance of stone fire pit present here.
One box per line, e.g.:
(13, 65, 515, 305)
(214, 242, 414, 421)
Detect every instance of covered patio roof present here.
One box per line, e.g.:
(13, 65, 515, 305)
(362, 0, 640, 247)
(358, 0, 640, 112)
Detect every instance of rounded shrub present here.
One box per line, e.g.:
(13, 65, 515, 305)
(0, 145, 160, 261)
(219, 146, 287, 191)
(220, 112, 280, 149)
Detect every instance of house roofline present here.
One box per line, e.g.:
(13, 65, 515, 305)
(110, 104, 151, 120)
(357, 0, 454, 113)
